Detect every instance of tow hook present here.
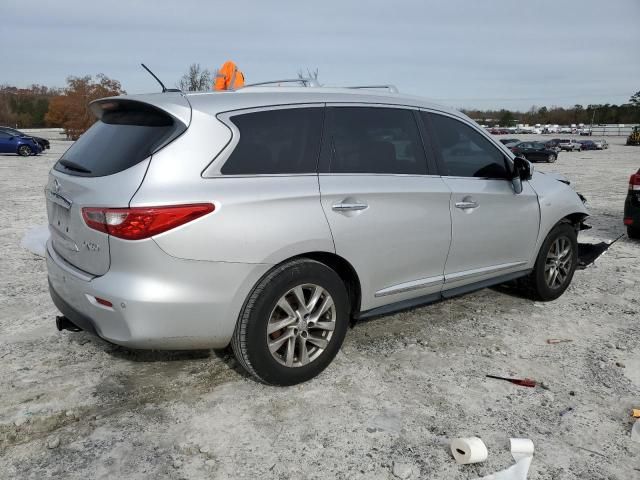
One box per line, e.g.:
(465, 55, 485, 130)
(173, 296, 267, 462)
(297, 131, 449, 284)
(56, 316, 82, 332)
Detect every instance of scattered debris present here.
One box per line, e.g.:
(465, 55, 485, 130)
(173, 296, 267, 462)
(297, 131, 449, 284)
(559, 407, 574, 417)
(450, 437, 488, 464)
(632, 421, 640, 443)
(46, 437, 60, 449)
(486, 375, 537, 388)
(577, 236, 623, 269)
(546, 338, 573, 344)
(20, 224, 49, 258)
(572, 444, 607, 457)
(632, 409, 640, 418)
(392, 460, 417, 479)
(615, 361, 626, 368)
(476, 438, 534, 480)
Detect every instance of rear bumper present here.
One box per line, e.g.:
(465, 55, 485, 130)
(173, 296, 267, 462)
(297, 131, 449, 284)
(46, 239, 270, 349)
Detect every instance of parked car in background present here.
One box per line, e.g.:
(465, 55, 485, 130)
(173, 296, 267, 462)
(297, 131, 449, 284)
(543, 140, 561, 153)
(509, 141, 558, 162)
(558, 139, 582, 152)
(592, 139, 608, 150)
(577, 140, 597, 150)
(44, 86, 589, 385)
(624, 169, 640, 239)
(0, 130, 42, 156)
(0, 126, 50, 151)
(579, 128, 592, 136)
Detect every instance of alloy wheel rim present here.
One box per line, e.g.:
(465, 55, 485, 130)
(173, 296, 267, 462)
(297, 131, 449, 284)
(545, 236, 572, 289)
(19, 146, 30, 156)
(266, 284, 336, 368)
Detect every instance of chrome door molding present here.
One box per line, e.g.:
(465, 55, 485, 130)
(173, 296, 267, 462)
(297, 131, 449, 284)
(374, 275, 444, 297)
(445, 261, 528, 283)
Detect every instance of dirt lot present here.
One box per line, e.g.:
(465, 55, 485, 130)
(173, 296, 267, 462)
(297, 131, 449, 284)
(1, 134, 638, 479)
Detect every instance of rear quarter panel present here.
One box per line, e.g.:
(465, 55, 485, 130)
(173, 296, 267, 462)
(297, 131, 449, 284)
(131, 109, 334, 264)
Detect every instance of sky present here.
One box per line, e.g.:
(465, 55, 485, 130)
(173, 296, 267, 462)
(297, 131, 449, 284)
(2, 0, 639, 110)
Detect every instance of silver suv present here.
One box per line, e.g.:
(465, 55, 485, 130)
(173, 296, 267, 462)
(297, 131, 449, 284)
(46, 84, 589, 385)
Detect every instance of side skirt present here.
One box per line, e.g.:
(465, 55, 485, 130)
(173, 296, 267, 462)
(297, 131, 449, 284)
(354, 269, 531, 321)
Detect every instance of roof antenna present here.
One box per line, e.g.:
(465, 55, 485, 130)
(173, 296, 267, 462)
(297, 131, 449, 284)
(141, 63, 181, 93)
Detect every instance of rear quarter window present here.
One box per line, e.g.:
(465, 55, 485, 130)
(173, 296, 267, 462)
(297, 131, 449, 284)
(220, 107, 323, 175)
(54, 101, 186, 177)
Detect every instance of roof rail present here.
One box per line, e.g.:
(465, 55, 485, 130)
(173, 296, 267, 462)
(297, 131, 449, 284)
(346, 85, 399, 93)
(240, 78, 320, 89)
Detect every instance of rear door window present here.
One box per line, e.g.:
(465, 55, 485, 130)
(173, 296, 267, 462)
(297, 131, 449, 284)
(220, 107, 323, 175)
(423, 112, 509, 179)
(54, 101, 185, 177)
(325, 107, 427, 175)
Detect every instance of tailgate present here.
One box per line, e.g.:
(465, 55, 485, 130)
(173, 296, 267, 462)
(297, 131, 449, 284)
(45, 94, 190, 276)
(46, 160, 150, 276)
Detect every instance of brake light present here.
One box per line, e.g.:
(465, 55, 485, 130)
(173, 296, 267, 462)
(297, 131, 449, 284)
(82, 203, 214, 240)
(629, 173, 640, 191)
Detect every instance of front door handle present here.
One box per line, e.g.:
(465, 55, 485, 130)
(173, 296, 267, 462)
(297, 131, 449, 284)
(455, 200, 479, 209)
(332, 202, 368, 212)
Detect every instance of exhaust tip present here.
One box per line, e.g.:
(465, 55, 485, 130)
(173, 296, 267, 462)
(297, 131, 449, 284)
(56, 316, 82, 332)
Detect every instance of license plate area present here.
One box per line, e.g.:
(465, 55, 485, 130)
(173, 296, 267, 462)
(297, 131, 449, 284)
(50, 202, 71, 237)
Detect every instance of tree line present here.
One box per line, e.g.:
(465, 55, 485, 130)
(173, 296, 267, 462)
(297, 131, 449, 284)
(1, 67, 637, 138)
(464, 91, 640, 127)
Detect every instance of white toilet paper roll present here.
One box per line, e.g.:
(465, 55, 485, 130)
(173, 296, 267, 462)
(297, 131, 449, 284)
(509, 438, 535, 460)
(450, 437, 488, 464)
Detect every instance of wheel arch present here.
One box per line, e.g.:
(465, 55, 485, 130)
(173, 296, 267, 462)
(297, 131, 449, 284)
(246, 251, 362, 318)
(290, 252, 362, 317)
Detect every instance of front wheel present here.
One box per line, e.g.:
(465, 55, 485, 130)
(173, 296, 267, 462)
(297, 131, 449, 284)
(17, 145, 32, 157)
(547, 154, 557, 163)
(232, 259, 350, 386)
(522, 223, 578, 301)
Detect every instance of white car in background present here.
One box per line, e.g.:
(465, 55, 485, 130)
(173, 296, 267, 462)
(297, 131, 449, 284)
(558, 139, 582, 151)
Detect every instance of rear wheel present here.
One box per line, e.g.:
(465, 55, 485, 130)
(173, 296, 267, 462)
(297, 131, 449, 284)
(231, 259, 350, 385)
(17, 145, 32, 157)
(628, 226, 640, 240)
(522, 223, 577, 301)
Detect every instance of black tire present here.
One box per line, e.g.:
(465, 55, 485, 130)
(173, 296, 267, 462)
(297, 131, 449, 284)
(522, 223, 578, 301)
(17, 145, 32, 157)
(231, 259, 350, 386)
(546, 154, 557, 163)
(628, 226, 640, 240)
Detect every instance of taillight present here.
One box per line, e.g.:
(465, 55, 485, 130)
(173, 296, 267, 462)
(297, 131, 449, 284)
(629, 173, 640, 191)
(82, 203, 214, 240)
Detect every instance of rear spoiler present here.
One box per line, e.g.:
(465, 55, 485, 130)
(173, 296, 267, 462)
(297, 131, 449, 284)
(90, 93, 192, 127)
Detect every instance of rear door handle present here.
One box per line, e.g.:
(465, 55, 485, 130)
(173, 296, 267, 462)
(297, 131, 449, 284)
(332, 202, 368, 212)
(455, 201, 479, 209)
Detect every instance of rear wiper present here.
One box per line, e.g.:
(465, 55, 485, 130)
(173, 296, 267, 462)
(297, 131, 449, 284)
(59, 159, 92, 174)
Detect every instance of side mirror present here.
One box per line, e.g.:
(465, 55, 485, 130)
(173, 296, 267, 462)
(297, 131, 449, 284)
(511, 156, 533, 194)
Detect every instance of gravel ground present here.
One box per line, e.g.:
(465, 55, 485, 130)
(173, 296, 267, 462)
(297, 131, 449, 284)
(1, 135, 638, 479)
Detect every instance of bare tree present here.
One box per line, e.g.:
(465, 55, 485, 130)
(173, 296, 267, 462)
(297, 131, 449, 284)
(177, 63, 212, 92)
(297, 68, 319, 83)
